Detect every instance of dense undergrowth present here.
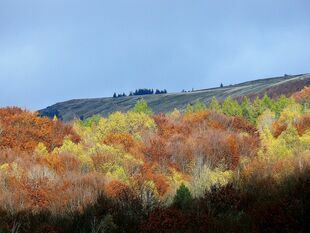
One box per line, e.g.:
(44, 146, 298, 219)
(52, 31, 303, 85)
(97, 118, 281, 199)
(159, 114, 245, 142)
(0, 87, 309, 233)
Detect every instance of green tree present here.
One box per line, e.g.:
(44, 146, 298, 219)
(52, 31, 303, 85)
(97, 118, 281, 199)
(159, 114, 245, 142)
(82, 114, 102, 127)
(222, 96, 242, 117)
(241, 97, 255, 123)
(209, 97, 221, 112)
(273, 95, 293, 117)
(173, 183, 192, 209)
(262, 94, 274, 110)
(252, 97, 265, 121)
(192, 100, 206, 112)
(131, 99, 153, 115)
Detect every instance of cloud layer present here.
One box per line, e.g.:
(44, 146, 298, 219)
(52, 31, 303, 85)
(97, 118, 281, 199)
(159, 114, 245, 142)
(0, 0, 309, 110)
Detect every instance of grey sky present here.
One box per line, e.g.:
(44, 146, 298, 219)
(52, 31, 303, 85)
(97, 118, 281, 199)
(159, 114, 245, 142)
(0, 0, 309, 110)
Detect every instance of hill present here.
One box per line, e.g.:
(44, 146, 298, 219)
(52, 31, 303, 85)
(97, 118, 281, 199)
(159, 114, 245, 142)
(39, 73, 310, 121)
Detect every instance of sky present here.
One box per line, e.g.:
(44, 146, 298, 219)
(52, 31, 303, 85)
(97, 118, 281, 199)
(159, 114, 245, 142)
(0, 0, 309, 110)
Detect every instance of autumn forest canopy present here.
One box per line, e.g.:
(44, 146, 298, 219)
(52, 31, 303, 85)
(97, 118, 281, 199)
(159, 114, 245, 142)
(0, 87, 309, 233)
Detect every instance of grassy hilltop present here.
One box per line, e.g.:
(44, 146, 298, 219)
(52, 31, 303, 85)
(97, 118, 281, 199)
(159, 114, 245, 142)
(40, 73, 310, 121)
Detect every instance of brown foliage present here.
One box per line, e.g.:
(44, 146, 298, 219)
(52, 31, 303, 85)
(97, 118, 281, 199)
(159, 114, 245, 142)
(105, 180, 131, 199)
(144, 136, 170, 164)
(230, 116, 258, 136)
(146, 112, 259, 171)
(272, 113, 310, 137)
(153, 113, 190, 138)
(295, 114, 310, 135)
(0, 107, 80, 152)
(139, 163, 170, 196)
(103, 132, 143, 157)
(292, 86, 310, 103)
(272, 121, 288, 137)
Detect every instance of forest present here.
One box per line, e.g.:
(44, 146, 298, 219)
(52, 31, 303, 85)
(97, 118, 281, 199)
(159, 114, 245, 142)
(0, 86, 309, 233)
(113, 88, 168, 98)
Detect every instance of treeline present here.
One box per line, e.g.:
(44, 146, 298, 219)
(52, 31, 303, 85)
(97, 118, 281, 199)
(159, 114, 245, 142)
(113, 88, 167, 98)
(0, 87, 309, 232)
(185, 91, 309, 124)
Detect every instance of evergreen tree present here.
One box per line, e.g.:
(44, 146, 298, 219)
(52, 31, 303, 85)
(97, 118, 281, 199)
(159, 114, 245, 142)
(253, 97, 266, 121)
(209, 97, 221, 112)
(173, 183, 192, 209)
(273, 95, 292, 117)
(241, 97, 255, 123)
(222, 96, 242, 117)
(262, 94, 274, 110)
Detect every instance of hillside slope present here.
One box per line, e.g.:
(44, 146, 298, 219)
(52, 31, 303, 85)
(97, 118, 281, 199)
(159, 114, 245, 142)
(39, 73, 310, 121)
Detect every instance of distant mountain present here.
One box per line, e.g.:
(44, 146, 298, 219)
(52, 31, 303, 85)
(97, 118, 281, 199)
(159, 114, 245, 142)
(39, 73, 310, 121)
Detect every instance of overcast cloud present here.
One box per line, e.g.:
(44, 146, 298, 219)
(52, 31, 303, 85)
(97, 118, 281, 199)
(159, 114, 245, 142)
(0, 0, 309, 110)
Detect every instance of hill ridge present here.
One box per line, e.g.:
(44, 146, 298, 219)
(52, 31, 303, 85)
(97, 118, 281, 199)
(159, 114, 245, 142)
(39, 73, 310, 121)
